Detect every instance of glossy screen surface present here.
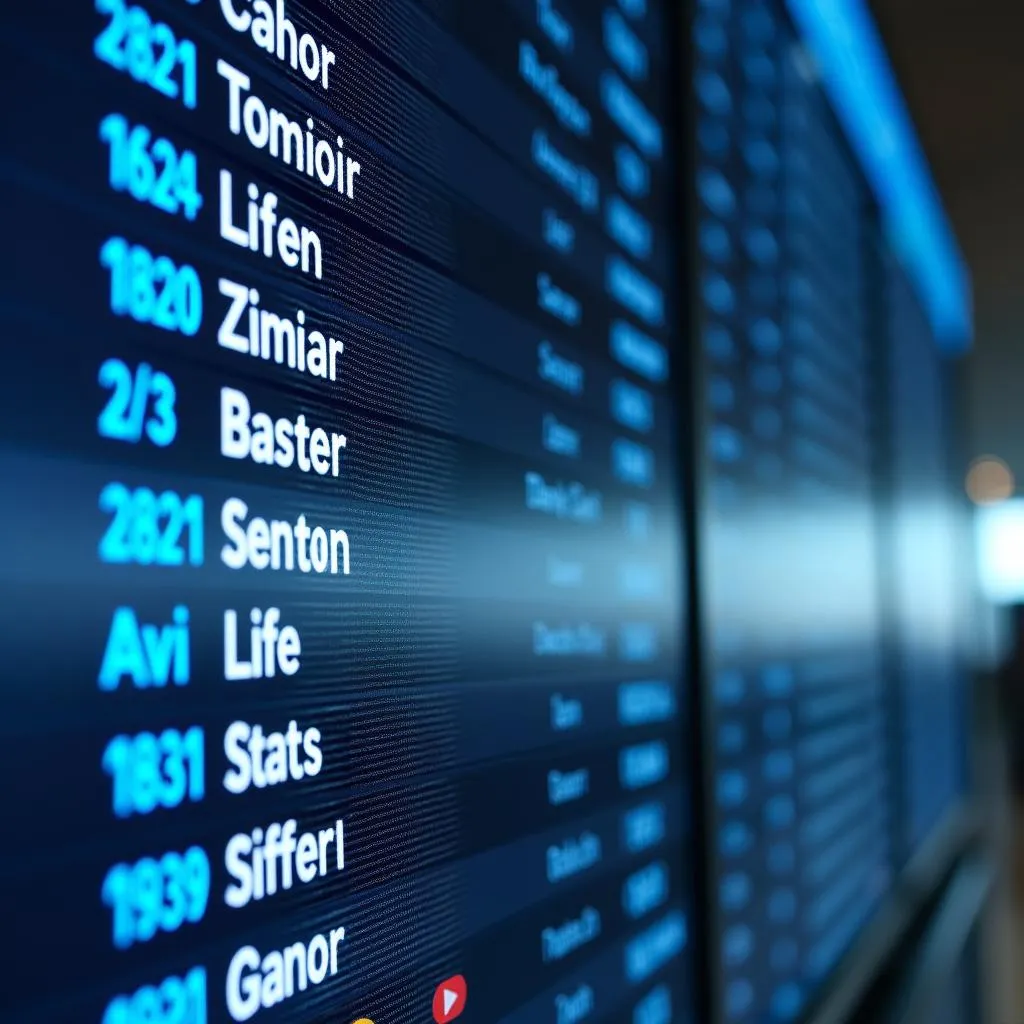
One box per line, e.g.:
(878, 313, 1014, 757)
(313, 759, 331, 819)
(0, 2, 694, 1022)
(694, 1, 895, 1018)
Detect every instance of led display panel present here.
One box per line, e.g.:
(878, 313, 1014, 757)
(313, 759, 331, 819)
(694, 1, 895, 1018)
(884, 248, 968, 861)
(0, 2, 695, 1022)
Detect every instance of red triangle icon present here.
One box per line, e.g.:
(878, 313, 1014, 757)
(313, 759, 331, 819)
(432, 975, 467, 1023)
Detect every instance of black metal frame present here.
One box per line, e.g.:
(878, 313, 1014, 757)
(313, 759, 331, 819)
(664, 0, 716, 1019)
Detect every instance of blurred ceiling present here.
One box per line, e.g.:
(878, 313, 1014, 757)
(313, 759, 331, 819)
(868, 0, 1024, 482)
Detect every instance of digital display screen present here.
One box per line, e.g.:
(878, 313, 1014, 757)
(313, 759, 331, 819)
(885, 250, 967, 860)
(0, 2, 694, 1022)
(694, 0, 894, 1018)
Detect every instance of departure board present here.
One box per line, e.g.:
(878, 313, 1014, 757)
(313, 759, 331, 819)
(0, 2, 694, 1022)
(694, 0, 894, 1019)
(885, 249, 967, 862)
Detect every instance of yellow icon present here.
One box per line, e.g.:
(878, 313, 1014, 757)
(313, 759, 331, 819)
(352, 1019, 374, 1024)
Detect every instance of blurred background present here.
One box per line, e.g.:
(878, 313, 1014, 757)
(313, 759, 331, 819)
(868, 2, 1024, 1020)
(695, 0, 1024, 1019)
